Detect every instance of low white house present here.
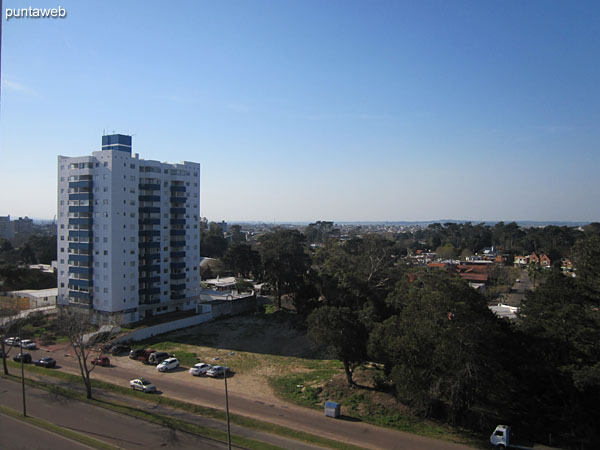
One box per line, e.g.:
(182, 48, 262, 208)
(8, 288, 58, 309)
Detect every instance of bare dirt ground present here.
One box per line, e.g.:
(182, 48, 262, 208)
(118, 311, 323, 403)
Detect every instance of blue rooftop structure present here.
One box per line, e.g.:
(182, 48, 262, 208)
(102, 134, 132, 153)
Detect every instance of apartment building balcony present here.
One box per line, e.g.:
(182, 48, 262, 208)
(69, 205, 93, 213)
(69, 192, 93, 201)
(170, 229, 186, 236)
(68, 278, 92, 288)
(139, 241, 160, 249)
(139, 287, 161, 295)
(139, 275, 160, 284)
(140, 297, 161, 305)
(139, 252, 160, 261)
(170, 293, 186, 300)
(69, 217, 93, 226)
(69, 254, 92, 263)
(139, 195, 161, 202)
(68, 242, 93, 251)
(68, 266, 93, 275)
(170, 218, 186, 225)
(170, 207, 185, 214)
(69, 290, 91, 300)
(140, 206, 160, 213)
(170, 185, 186, 192)
(170, 272, 185, 280)
(170, 262, 185, 269)
(170, 196, 187, 204)
(170, 251, 186, 258)
(68, 230, 92, 239)
(139, 218, 160, 225)
(171, 283, 186, 291)
(68, 180, 93, 189)
(139, 183, 160, 191)
(139, 263, 160, 272)
(139, 230, 160, 237)
(170, 240, 185, 247)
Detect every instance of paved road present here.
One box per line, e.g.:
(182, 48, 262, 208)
(15, 347, 474, 450)
(505, 270, 532, 307)
(0, 413, 94, 450)
(0, 377, 225, 449)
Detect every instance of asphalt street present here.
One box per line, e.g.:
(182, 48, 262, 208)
(505, 270, 532, 307)
(0, 377, 226, 449)
(0, 413, 94, 450)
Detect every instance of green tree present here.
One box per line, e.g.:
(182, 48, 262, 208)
(20, 244, 37, 264)
(435, 243, 458, 259)
(200, 222, 229, 258)
(257, 229, 310, 309)
(229, 225, 246, 244)
(370, 271, 507, 424)
(518, 273, 600, 444)
(307, 306, 368, 386)
(526, 262, 542, 289)
(304, 221, 338, 244)
(222, 243, 261, 278)
(571, 235, 600, 302)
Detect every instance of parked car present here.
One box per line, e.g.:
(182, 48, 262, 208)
(129, 378, 156, 393)
(157, 357, 180, 372)
(148, 351, 170, 365)
(189, 362, 212, 376)
(91, 356, 111, 367)
(13, 353, 32, 363)
(20, 339, 37, 350)
(206, 365, 230, 378)
(110, 344, 130, 356)
(129, 348, 146, 359)
(136, 349, 157, 364)
(34, 357, 56, 368)
(4, 337, 20, 346)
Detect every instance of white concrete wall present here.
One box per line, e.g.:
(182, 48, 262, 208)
(113, 312, 212, 343)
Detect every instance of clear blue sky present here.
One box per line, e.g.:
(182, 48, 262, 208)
(1, 0, 599, 222)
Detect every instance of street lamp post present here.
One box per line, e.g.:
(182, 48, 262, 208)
(219, 352, 235, 450)
(224, 367, 231, 450)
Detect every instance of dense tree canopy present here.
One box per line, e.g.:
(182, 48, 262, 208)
(370, 271, 508, 425)
(257, 228, 311, 309)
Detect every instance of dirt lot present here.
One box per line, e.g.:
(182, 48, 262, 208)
(124, 310, 332, 402)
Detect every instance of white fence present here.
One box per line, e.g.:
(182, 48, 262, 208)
(114, 312, 212, 344)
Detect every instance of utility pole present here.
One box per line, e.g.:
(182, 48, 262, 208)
(19, 325, 27, 417)
(224, 368, 231, 450)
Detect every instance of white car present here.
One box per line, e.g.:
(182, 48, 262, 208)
(20, 339, 37, 350)
(206, 365, 230, 378)
(129, 378, 156, 393)
(4, 337, 20, 346)
(189, 363, 211, 376)
(156, 357, 179, 372)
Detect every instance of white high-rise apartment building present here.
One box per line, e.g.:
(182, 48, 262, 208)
(57, 134, 201, 323)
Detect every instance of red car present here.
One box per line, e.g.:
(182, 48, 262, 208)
(91, 356, 111, 367)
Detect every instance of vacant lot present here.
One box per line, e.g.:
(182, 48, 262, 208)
(134, 310, 341, 402)
(130, 310, 480, 446)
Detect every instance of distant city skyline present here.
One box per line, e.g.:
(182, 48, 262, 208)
(1, 1, 599, 222)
